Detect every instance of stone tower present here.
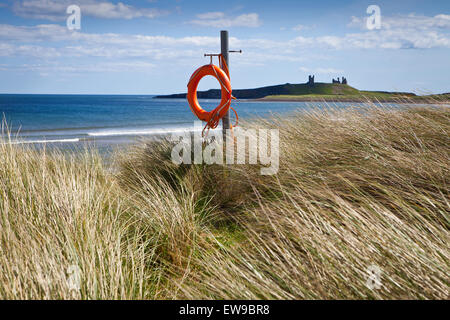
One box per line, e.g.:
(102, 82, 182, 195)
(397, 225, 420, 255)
(308, 75, 315, 87)
(332, 77, 340, 84)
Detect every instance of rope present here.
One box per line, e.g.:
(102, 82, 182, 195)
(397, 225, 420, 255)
(202, 54, 238, 137)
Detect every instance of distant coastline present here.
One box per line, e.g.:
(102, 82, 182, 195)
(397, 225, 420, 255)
(255, 93, 450, 103)
(155, 81, 449, 103)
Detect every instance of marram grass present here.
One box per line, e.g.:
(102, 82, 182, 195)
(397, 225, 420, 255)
(0, 105, 449, 299)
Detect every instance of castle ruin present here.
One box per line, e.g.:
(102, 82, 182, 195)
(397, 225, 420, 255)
(306, 75, 348, 86)
(332, 76, 348, 84)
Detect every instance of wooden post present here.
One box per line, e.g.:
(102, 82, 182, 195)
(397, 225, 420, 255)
(220, 30, 230, 143)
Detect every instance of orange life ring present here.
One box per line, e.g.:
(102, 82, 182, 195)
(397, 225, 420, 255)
(187, 64, 232, 124)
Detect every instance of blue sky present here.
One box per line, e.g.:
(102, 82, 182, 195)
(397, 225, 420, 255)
(0, 0, 449, 94)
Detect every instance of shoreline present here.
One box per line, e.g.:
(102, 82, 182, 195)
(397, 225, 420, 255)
(155, 96, 450, 104)
(253, 96, 450, 104)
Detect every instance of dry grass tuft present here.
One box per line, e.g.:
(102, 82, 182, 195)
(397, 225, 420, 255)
(1, 105, 449, 299)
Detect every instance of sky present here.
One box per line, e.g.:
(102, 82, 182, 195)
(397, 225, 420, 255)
(0, 0, 449, 95)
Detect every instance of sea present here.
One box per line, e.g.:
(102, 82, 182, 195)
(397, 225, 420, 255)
(0, 94, 402, 153)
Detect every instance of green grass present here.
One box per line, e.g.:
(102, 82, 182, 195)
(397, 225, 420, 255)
(263, 91, 415, 101)
(158, 81, 449, 102)
(0, 105, 449, 299)
(261, 90, 449, 102)
(274, 83, 360, 95)
(156, 82, 361, 99)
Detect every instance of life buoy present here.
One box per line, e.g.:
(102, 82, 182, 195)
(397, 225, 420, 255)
(187, 64, 234, 131)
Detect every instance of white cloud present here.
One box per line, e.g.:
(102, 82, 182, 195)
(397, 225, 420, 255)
(0, 23, 313, 72)
(0, 43, 61, 58)
(0, 24, 222, 60)
(2, 16, 450, 59)
(344, 29, 450, 50)
(5, 8, 448, 55)
(348, 13, 450, 31)
(1, 12, 449, 74)
(12, 0, 167, 21)
(1, 61, 155, 74)
(12, 0, 67, 21)
(82, 1, 164, 19)
(292, 24, 308, 32)
(341, 13, 450, 49)
(189, 12, 261, 28)
(0, 24, 70, 41)
(195, 12, 225, 20)
(289, 13, 450, 50)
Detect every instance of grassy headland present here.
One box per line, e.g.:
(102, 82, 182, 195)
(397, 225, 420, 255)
(262, 90, 450, 103)
(0, 105, 449, 299)
(155, 82, 449, 102)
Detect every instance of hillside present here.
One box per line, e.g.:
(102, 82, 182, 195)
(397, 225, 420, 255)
(261, 91, 449, 103)
(155, 82, 417, 101)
